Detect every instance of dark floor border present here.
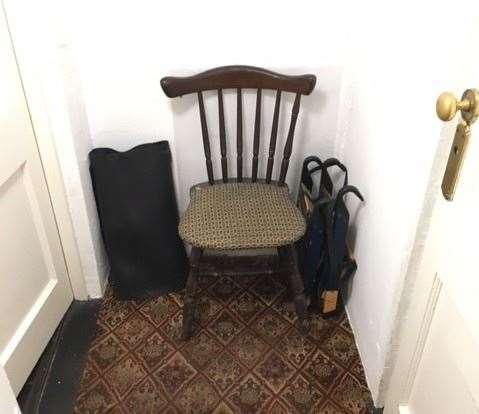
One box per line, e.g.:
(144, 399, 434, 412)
(18, 299, 101, 414)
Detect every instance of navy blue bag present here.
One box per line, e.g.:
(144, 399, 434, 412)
(297, 156, 363, 314)
(296, 156, 331, 298)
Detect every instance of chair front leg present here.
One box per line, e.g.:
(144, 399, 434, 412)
(278, 245, 309, 332)
(182, 246, 202, 340)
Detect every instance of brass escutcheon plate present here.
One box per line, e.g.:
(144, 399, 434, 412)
(442, 122, 470, 201)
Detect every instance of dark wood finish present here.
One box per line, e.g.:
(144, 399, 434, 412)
(278, 245, 309, 332)
(218, 89, 228, 182)
(182, 247, 203, 340)
(252, 89, 262, 182)
(162, 66, 315, 186)
(266, 90, 282, 183)
(278, 93, 301, 185)
(161, 67, 317, 340)
(198, 254, 280, 276)
(190, 178, 280, 192)
(161, 65, 316, 97)
(236, 88, 243, 182)
(197, 91, 214, 185)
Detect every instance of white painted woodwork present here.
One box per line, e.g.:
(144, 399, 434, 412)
(3, 0, 109, 299)
(0, 6, 73, 396)
(385, 102, 479, 413)
(0, 366, 20, 414)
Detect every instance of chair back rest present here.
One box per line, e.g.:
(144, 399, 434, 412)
(161, 65, 316, 185)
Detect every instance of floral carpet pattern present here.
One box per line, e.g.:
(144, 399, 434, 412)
(74, 270, 372, 413)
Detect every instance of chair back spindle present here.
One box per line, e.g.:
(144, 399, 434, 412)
(236, 88, 243, 182)
(278, 93, 301, 186)
(161, 66, 316, 186)
(218, 89, 228, 183)
(197, 91, 214, 184)
(266, 90, 282, 184)
(252, 89, 262, 182)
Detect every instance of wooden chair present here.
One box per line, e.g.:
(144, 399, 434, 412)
(161, 66, 316, 339)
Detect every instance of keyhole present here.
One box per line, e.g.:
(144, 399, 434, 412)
(453, 145, 459, 155)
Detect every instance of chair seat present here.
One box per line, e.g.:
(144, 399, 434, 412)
(179, 182, 306, 250)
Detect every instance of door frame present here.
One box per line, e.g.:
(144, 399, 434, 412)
(380, 119, 458, 412)
(0, 365, 20, 414)
(2, 0, 88, 299)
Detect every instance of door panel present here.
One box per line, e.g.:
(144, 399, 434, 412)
(406, 115, 479, 413)
(386, 113, 479, 414)
(406, 291, 479, 414)
(386, 97, 479, 413)
(0, 6, 73, 394)
(383, 7, 479, 411)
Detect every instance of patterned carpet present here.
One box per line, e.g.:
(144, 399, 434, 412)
(73, 268, 372, 413)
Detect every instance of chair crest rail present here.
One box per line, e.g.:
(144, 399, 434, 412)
(161, 65, 316, 97)
(161, 65, 316, 186)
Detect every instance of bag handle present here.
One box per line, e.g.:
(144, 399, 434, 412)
(320, 158, 348, 194)
(301, 156, 323, 192)
(300, 156, 333, 196)
(322, 184, 363, 292)
(302, 156, 322, 168)
(335, 185, 364, 210)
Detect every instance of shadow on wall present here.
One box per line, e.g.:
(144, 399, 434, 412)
(166, 66, 344, 213)
(341, 198, 365, 305)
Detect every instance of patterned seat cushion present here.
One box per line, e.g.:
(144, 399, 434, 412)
(179, 182, 306, 250)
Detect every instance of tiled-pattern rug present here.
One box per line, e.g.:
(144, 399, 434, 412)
(74, 270, 372, 413)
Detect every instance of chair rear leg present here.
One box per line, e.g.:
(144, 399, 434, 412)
(279, 245, 309, 332)
(182, 246, 202, 340)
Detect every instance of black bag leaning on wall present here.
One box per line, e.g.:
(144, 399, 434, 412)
(89, 141, 187, 299)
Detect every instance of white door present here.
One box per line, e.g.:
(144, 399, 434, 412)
(384, 96, 479, 412)
(0, 6, 73, 396)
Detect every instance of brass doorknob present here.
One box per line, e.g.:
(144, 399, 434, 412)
(436, 89, 479, 125)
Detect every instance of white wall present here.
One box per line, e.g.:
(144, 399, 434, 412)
(335, 43, 439, 402)
(66, 1, 350, 210)
(50, 42, 110, 298)
(42, 7, 110, 298)
(335, 3, 479, 404)
(40, 0, 477, 406)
